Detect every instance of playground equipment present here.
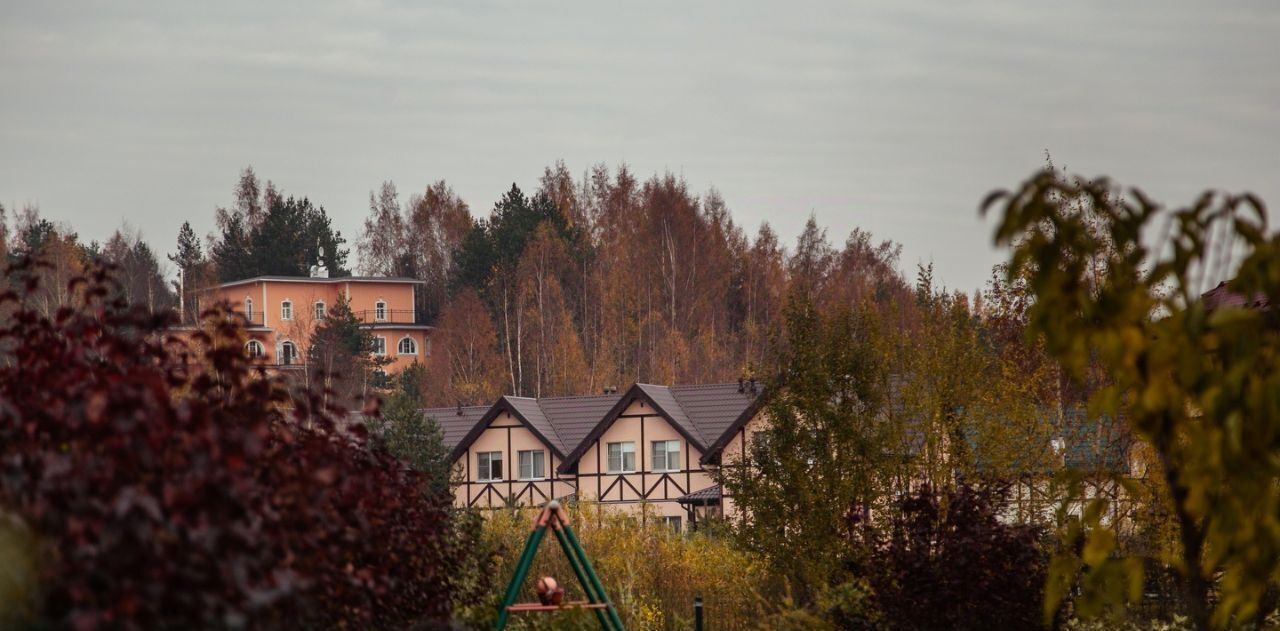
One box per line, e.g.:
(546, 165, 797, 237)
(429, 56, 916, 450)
(494, 500, 626, 630)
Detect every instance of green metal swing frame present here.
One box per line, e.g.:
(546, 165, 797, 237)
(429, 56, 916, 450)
(494, 500, 626, 630)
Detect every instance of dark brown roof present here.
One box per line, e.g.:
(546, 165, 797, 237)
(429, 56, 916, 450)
(534, 394, 622, 452)
(421, 405, 490, 451)
(677, 485, 722, 505)
(558, 382, 761, 472)
(447, 393, 623, 462)
(1202, 281, 1269, 310)
(669, 383, 758, 447)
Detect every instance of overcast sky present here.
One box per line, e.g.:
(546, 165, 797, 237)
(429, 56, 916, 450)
(2, 1, 1277, 292)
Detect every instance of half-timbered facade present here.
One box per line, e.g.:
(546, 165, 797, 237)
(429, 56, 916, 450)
(445, 394, 619, 509)
(557, 383, 759, 529)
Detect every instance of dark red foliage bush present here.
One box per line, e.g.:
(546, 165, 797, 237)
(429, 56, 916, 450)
(0, 260, 460, 628)
(866, 484, 1048, 631)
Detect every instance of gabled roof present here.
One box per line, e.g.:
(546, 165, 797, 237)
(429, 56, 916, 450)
(534, 394, 622, 452)
(557, 382, 761, 472)
(445, 393, 623, 463)
(420, 405, 490, 453)
(503, 396, 565, 455)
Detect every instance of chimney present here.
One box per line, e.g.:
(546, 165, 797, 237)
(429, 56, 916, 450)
(749, 377, 758, 394)
(456, 401, 463, 415)
(737, 377, 744, 393)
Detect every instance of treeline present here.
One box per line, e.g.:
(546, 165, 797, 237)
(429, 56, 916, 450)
(355, 161, 923, 407)
(0, 203, 175, 318)
(6, 161, 1069, 425)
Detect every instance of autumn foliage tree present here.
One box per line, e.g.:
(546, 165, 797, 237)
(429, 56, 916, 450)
(0, 259, 460, 628)
(988, 171, 1280, 628)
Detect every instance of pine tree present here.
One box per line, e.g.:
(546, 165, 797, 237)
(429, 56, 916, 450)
(307, 295, 378, 408)
(367, 372, 453, 497)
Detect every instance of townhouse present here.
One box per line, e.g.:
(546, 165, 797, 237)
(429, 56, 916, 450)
(422, 381, 765, 529)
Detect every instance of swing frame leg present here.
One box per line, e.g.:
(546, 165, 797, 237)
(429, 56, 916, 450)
(493, 502, 626, 631)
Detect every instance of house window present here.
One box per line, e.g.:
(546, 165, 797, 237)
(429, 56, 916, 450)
(375, 300, 387, 321)
(477, 451, 503, 482)
(751, 430, 774, 464)
(518, 450, 545, 480)
(398, 337, 417, 355)
(651, 440, 680, 472)
(245, 340, 264, 358)
(244, 298, 254, 322)
(661, 516, 682, 532)
(280, 341, 298, 365)
(424, 338, 432, 357)
(280, 300, 293, 321)
(372, 336, 386, 356)
(314, 301, 325, 320)
(606, 442, 636, 473)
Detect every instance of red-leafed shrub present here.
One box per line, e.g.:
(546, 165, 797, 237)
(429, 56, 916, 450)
(865, 484, 1048, 631)
(0, 260, 460, 629)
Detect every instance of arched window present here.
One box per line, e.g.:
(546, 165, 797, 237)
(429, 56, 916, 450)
(375, 300, 387, 321)
(244, 298, 254, 322)
(398, 336, 417, 355)
(281, 300, 293, 321)
(245, 340, 264, 358)
(281, 341, 298, 365)
(314, 301, 326, 320)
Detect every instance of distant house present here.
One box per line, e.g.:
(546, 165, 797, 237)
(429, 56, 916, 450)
(412, 381, 763, 529)
(195, 263, 430, 375)
(1202, 280, 1269, 311)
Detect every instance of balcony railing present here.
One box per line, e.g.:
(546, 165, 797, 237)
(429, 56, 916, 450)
(236, 312, 267, 327)
(353, 309, 423, 325)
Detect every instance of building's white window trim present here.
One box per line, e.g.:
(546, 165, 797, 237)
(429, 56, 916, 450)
(606, 441, 636, 474)
(375, 299, 387, 321)
(245, 340, 265, 358)
(314, 300, 326, 320)
(280, 340, 298, 365)
(518, 449, 546, 481)
(397, 336, 417, 356)
(244, 297, 255, 322)
(372, 336, 387, 356)
(661, 515, 682, 532)
(651, 439, 680, 472)
(280, 299, 293, 321)
(477, 451, 503, 482)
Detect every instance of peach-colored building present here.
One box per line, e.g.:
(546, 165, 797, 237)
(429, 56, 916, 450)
(199, 274, 431, 376)
(427, 382, 763, 530)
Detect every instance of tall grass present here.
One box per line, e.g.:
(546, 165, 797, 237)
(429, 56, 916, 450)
(454, 502, 767, 630)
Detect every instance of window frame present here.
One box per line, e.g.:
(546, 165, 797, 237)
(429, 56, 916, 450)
(651, 439, 680, 472)
(245, 340, 264, 358)
(375, 300, 387, 321)
(280, 341, 298, 365)
(280, 300, 293, 321)
(244, 298, 254, 322)
(477, 451, 504, 482)
(606, 441, 636, 474)
(314, 301, 325, 320)
(397, 336, 417, 356)
(661, 515, 682, 532)
(372, 336, 387, 356)
(518, 449, 546, 481)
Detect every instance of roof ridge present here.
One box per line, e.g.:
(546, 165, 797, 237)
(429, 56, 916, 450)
(537, 393, 622, 401)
